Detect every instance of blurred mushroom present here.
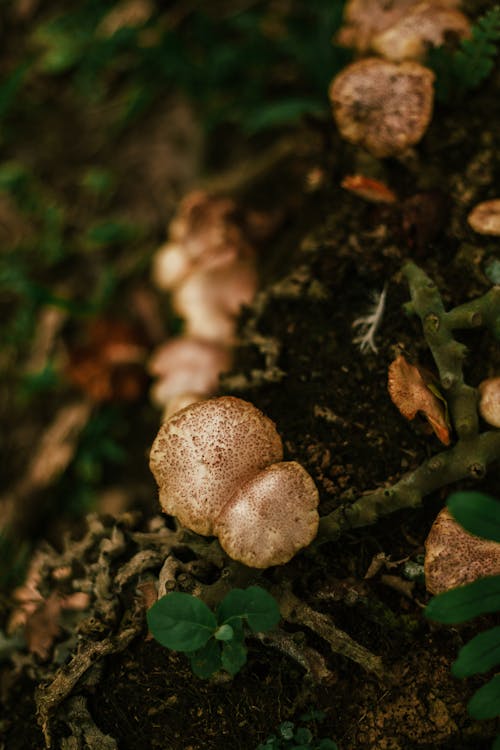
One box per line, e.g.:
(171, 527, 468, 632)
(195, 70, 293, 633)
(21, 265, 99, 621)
(425, 507, 500, 594)
(329, 58, 435, 158)
(372, 2, 470, 62)
(172, 259, 258, 343)
(478, 377, 500, 428)
(148, 336, 232, 411)
(337, 0, 421, 53)
(214, 461, 319, 568)
(149, 396, 283, 536)
(467, 199, 500, 236)
(336, 0, 463, 55)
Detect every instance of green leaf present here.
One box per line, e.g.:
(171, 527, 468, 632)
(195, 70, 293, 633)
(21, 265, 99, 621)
(189, 638, 222, 679)
(468, 674, 500, 720)
(293, 726, 312, 743)
(425, 575, 500, 624)
(448, 492, 500, 542)
(492, 733, 500, 750)
(280, 721, 295, 740)
(214, 624, 234, 642)
(217, 586, 280, 632)
(221, 638, 248, 676)
(317, 740, 338, 750)
(146, 592, 217, 651)
(453, 626, 500, 677)
(244, 97, 326, 133)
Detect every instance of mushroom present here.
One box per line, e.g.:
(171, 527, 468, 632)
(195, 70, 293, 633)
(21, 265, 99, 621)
(148, 337, 232, 407)
(172, 259, 258, 343)
(329, 58, 435, 158)
(149, 396, 284, 536)
(214, 461, 319, 569)
(478, 377, 500, 428)
(467, 199, 500, 237)
(371, 2, 470, 63)
(425, 508, 500, 594)
(336, 0, 463, 55)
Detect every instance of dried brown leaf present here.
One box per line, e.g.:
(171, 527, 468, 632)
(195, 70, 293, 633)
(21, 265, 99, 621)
(388, 355, 450, 445)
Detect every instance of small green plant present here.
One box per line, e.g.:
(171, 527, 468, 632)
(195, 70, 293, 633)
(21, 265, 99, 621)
(257, 711, 338, 750)
(425, 491, 500, 749)
(147, 585, 280, 678)
(428, 6, 500, 102)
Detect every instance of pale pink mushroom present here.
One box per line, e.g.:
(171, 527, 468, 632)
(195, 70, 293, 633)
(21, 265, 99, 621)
(336, 0, 463, 54)
(149, 397, 283, 536)
(425, 507, 500, 594)
(172, 260, 258, 343)
(148, 337, 232, 406)
(372, 3, 470, 62)
(214, 462, 319, 569)
(478, 377, 500, 428)
(329, 58, 435, 158)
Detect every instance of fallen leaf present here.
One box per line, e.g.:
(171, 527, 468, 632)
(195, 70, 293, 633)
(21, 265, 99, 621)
(388, 355, 451, 445)
(341, 174, 397, 204)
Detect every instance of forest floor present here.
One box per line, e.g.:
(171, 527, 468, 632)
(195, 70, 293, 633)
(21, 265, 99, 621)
(1, 2, 500, 749)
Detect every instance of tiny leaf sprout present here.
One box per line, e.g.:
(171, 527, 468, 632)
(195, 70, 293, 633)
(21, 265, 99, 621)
(147, 585, 280, 679)
(425, 491, 500, 749)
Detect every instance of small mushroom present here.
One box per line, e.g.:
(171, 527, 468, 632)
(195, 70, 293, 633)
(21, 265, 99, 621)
(214, 461, 319, 569)
(337, 0, 422, 53)
(425, 508, 500, 594)
(172, 260, 258, 343)
(372, 2, 471, 62)
(467, 199, 500, 237)
(478, 377, 500, 428)
(149, 396, 283, 536)
(148, 337, 232, 407)
(329, 58, 435, 158)
(336, 0, 463, 56)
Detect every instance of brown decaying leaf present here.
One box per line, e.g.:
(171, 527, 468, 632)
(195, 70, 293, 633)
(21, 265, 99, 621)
(341, 175, 398, 204)
(388, 354, 450, 445)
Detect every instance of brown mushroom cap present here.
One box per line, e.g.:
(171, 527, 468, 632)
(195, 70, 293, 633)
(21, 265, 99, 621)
(424, 508, 500, 594)
(148, 337, 232, 406)
(149, 396, 283, 536)
(467, 199, 500, 237)
(214, 461, 319, 569)
(478, 377, 500, 428)
(372, 3, 470, 63)
(329, 58, 435, 158)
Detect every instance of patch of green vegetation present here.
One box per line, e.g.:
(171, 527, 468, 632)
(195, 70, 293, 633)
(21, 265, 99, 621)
(425, 491, 500, 750)
(428, 6, 500, 103)
(147, 585, 280, 678)
(257, 711, 338, 750)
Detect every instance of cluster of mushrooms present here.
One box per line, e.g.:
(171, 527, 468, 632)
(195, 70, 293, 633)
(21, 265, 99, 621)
(150, 396, 319, 569)
(330, 0, 471, 158)
(146, 0, 500, 584)
(149, 190, 259, 419)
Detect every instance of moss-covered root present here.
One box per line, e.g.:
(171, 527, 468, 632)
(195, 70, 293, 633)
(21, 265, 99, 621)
(316, 261, 500, 545)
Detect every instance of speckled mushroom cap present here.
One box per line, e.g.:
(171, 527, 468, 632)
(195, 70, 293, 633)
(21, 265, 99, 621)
(329, 58, 435, 158)
(478, 377, 500, 428)
(424, 508, 500, 594)
(214, 461, 319, 569)
(149, 396, 283, 536)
